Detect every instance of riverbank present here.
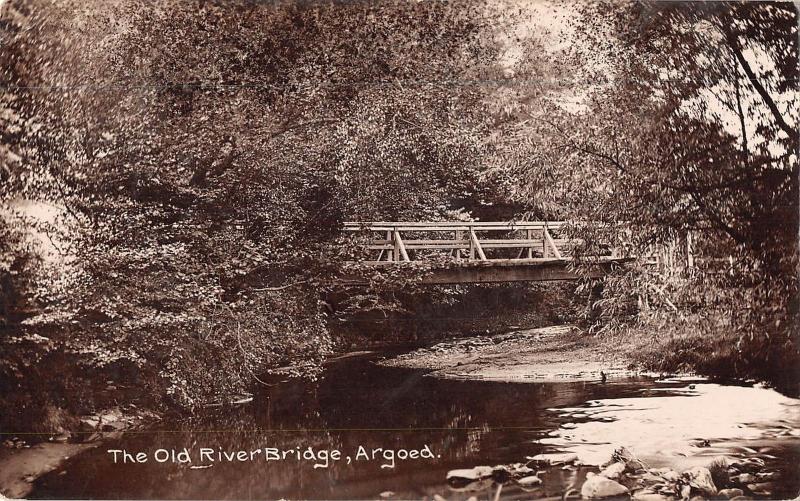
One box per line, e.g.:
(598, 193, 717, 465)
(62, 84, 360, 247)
(382, 325, 636, 382)
(0, 406, 159, 499)
(381, 321, 798, 396)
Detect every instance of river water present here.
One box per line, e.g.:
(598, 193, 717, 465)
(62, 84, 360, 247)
(32, 353, 800, 499)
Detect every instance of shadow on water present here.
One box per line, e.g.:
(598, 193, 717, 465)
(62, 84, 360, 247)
(32, 353, 800, 500)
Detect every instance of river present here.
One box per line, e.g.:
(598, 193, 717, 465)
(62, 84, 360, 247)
(30, 352, 800, 499)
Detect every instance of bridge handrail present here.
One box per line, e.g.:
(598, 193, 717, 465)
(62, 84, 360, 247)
(343, 221, 569, 232)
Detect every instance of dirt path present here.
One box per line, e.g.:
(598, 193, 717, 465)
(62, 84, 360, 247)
(381, 325, 637, 382)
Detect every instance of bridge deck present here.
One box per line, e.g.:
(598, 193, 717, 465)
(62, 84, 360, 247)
(342, 221, 627, 284)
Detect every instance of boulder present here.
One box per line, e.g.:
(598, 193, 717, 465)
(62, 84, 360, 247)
(528, 452, 578, 466)
(518, 475, 542, 487)
(682, 466, 717, 497)
(718, 488, 744, 499)
(581, 472, 629, 499)
(600, 462, 626, 480)
(736, 473, 757, 484)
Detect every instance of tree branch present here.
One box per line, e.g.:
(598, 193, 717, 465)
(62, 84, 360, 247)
(726, 32, 797, 142)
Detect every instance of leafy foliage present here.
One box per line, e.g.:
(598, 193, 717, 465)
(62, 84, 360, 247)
(0, 0, 520, 414)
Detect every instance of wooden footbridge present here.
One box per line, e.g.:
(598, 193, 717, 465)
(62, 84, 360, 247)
(342, 221, 630, 285)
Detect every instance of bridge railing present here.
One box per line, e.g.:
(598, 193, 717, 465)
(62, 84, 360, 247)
(343, 221, 580, 262)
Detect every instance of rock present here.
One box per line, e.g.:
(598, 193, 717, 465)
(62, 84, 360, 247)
(433, 495, 447, 501)
(518, 475, 542, 487)
(756, 471, 780, 480)
(79, 417, 100, 432)
(379, 492, 394, 499)
(647, 468, 679, 483)
(528, 452, 578, 466)
(609, 446, 647, 472)
(728, 497, 751, 501)
(506, 463, 534, 476)
(599, 462, 626, 480)
(446, 466, 493, 486)
(632, 489, 670, 501)
(736, 473, 757, 484)
(718, 488, 744, 499)
(682, 466, 717, 496)
(53, 432, 70, 443)
(746, 482, 774, 496)
(490, 465, 511, 483)
(100, 420, 126, 432)
(581, 472, 629, 499)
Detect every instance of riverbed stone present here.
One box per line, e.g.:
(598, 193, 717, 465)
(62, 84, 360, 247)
(735, 473, 757, 484)
(746, 482, 774, 497)
(718, 488, 744, 499)
(610, 446, 647, 472)
(518, 475, 542, 487)
(648, 467, 679, 482)
(78, 416, 100, 431)
(446, 466, 493, 484)
(581, 472, 629, 499)
(528, 452, 578, 466)
(600, 462, 626, 480)
(632, 489, 670, 501)
(682, 466, 717, 496)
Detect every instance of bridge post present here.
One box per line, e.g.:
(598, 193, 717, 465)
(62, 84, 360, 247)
(527, 229, 533, 259)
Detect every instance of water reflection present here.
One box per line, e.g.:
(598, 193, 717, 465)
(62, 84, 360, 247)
(32, 356, 800, 500)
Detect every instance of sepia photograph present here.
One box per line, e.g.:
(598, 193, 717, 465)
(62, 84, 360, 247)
(0, 0, 797, 499)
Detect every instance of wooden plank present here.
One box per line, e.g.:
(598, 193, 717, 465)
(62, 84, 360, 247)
(527, 229, 533, 259)
(343, 221, 567, 232)
(469, 228, 487, 261)
(543, 227, 563, 260)
(337, 258, 631, 285)
(367, 239, 545, 249)
(394, 231, 411, 262)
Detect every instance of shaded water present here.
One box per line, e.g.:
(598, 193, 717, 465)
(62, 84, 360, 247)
(32, 354, 800, 499)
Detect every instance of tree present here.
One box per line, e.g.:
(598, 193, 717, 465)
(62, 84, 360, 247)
(0, 0, 517, 411)
(503, 0, 798, 391)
